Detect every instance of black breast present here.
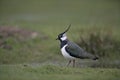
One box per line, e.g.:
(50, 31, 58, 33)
(60, 40, 68, 48)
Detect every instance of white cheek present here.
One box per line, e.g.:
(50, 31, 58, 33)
(61, 36, 67, 41)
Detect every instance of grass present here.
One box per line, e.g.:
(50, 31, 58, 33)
(0, 64, 120, 80)
(0, 0, 120, 64)
(0, 0, 120, 80)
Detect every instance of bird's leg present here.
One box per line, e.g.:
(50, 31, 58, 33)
(67, 60, 71, 67)
(73, 60, 75, 67)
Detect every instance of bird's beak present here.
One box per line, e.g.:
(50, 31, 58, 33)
(56, 38, 58, 40)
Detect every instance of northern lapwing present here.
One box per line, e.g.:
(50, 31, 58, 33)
(56, 25, 98, 67)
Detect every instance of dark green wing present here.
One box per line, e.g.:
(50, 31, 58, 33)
(66, 41, 95, 59)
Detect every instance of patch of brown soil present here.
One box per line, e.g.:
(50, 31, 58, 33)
(0, 26, 48, 49)
(0, 26, 38, 39)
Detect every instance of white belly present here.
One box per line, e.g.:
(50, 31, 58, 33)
(61, 44, 75, 59)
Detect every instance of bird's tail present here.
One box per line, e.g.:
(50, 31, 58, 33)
(84, 52, 99, 60)
(93, 56, 99, 60)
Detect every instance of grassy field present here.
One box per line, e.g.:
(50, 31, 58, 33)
(0, 64, 120, 80)
(0, 0, 120, 80)
(0, 0, 120, 64)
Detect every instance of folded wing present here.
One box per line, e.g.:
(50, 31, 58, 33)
(65, 41, 96, 59)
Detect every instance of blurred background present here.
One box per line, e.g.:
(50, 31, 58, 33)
(0, 0, 120, 68)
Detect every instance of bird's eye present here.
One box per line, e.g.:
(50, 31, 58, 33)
(60, 35, 62, 37)
(58, 34, 63, 38)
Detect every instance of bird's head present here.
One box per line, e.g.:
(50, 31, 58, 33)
(56, 24, 71, 41)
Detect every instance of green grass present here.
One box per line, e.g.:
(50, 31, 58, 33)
(0, 0, 120, 64)
(0, 0, 120, 79)
(0, 64, 120, 80)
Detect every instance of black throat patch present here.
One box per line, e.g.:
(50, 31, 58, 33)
(60, 40, 68, 48)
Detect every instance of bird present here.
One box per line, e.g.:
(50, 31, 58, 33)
(56, 24, 98, 67)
